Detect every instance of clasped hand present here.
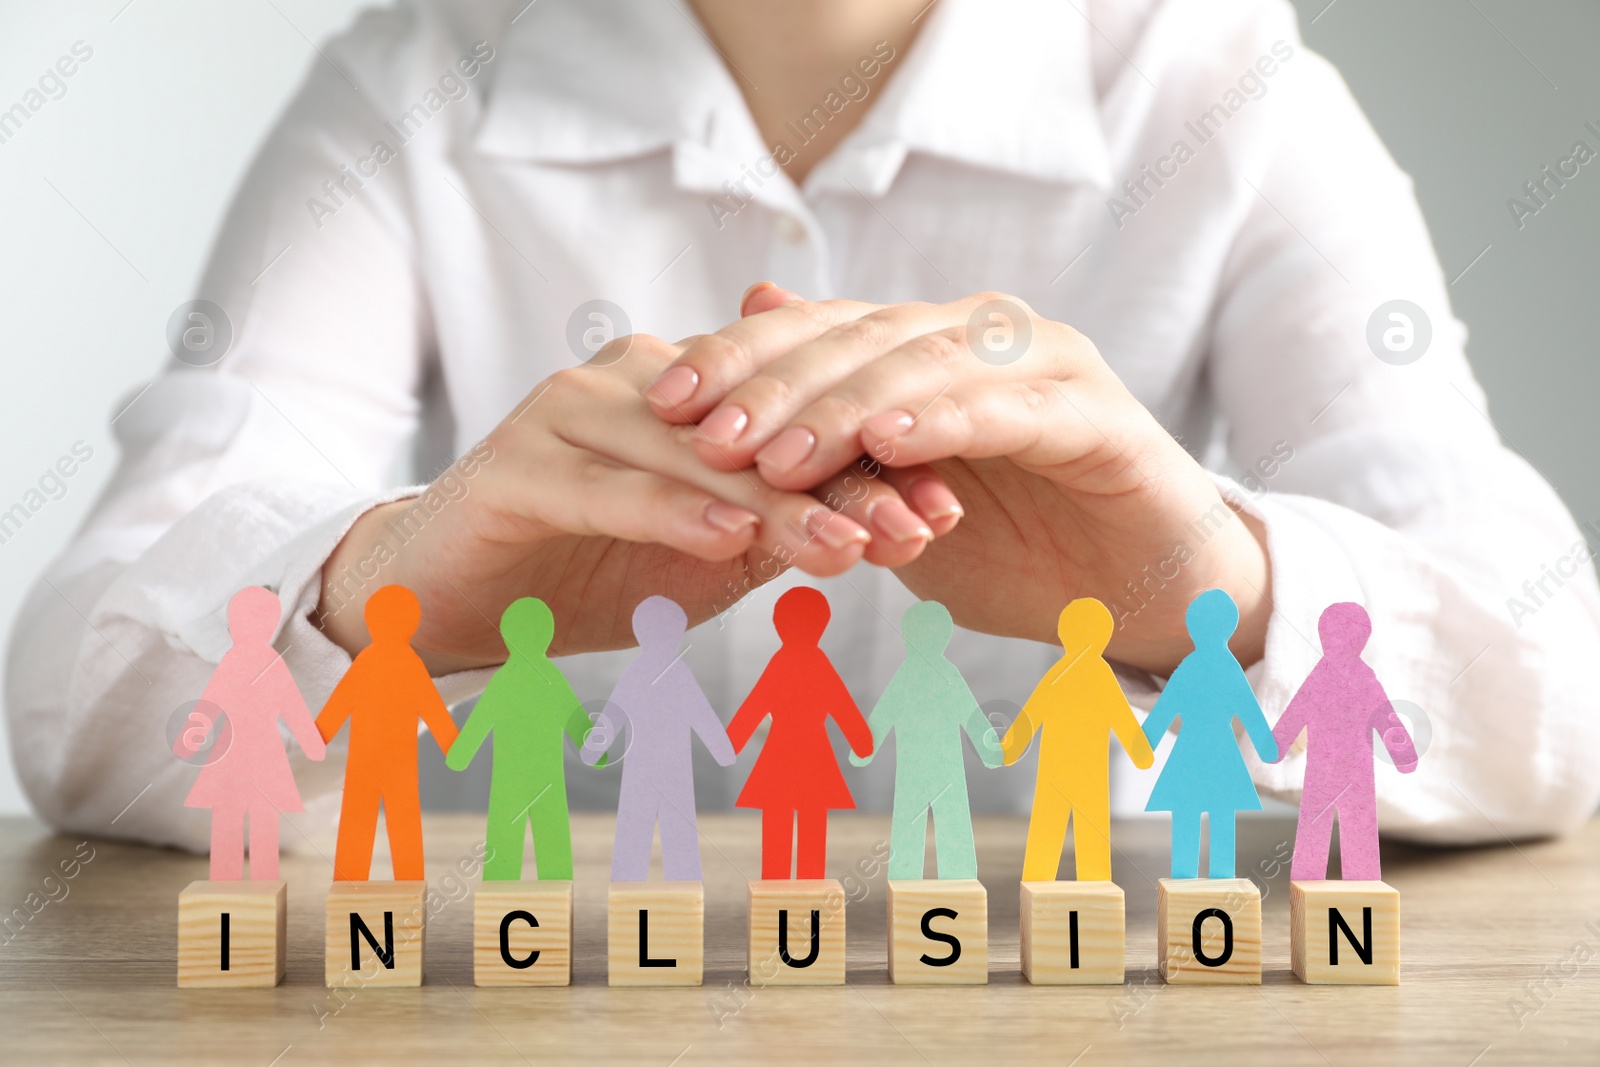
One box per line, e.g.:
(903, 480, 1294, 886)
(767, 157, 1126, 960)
(319, 284, 1269, 677)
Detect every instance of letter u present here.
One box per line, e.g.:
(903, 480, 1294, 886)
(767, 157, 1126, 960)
(777, 908, 821, 967)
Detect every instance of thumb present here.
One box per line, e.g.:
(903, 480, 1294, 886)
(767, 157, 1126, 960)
(740, 280, 803, 317)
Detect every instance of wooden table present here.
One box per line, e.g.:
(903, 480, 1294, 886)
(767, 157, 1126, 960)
(1, 812, 1596, 1064)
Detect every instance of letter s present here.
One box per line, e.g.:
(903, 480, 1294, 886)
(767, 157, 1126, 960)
(918, 908, 962, 967)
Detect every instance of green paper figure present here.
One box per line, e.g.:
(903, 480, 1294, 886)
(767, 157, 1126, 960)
(850, 601, 1003, 879)
(445, 597, 595, 880)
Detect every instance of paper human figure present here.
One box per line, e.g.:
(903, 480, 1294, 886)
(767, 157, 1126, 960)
(173, 586, 326, 880)
(728, 586, 873, 880)
(1003, 597, 1154, 882)
(849, 600, 1001, 880)
(1273, 602, 1419, 881)
(581, 596, 735, 881)
(446, 596, 594, 881)
(315, 584, 460, 881)
(1141, 589, 1279, 879)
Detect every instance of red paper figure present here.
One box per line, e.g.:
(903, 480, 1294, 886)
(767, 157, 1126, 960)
(728, 587, 873, 880)
(315, 585, 460, 881)
(175, 586, 326, 880)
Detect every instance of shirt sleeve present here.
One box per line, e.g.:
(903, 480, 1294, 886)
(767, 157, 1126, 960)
(1191, 7, 1600, 843)
(2, 8, 492, 851)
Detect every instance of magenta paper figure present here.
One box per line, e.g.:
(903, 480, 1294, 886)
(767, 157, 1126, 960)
(581, 597, 736, 881)
(1273, 602, 1420, 881)
(173, 586, 326, 880)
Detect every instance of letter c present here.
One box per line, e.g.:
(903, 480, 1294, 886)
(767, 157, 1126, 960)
(500, 909, 539, 969)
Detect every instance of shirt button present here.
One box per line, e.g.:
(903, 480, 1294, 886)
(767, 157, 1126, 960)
(774, 215, 806, 243)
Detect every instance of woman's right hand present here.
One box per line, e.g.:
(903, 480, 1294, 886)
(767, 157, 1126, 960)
(313, 321, 960, 673)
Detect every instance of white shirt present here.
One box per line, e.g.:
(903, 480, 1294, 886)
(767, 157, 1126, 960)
(9, 0, 1598, 853)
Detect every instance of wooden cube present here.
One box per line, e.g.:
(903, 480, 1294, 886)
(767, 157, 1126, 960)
(607, 882, 704, 986)
(747, 879, 846, 986)
(1291, 880, 1401, 985)
(177, 880, 286, 988)
(1157, 877, 1261, 984)
(887, 880, 987, 984)
(472, 881, 574, 987)
(324, 881, 426, 988)
(1020, 880, 1124, 984)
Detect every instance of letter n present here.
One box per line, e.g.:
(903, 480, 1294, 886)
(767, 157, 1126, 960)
(1329, 906, 1373, 966)
(351, 911, 395, 970)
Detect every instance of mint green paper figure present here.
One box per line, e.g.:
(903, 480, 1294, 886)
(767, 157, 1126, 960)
(445, 597, 595, 881)
(850, 601, 1003, 879)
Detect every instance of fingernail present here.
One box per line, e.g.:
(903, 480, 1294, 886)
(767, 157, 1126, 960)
(740, 281, 777, 312)
(646, 365, 699, 407)
(868, 498, 933, 544)
(704, 500, 760, 534)
(907, 477, 964, 521)
(864, 410, 915, 440)
(698, 405, 750, 445)
(805, 507, 871, 550)
(755, 427, 816, 473)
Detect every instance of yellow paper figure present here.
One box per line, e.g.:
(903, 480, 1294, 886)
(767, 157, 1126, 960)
(1003, 598, 1155, 881)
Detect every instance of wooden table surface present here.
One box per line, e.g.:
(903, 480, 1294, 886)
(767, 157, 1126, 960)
(1, 811, 1596, 1065)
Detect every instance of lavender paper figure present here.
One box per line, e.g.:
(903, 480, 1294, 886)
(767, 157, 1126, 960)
(1273, 602, 1419, 881)
(582, 597, 735, 881)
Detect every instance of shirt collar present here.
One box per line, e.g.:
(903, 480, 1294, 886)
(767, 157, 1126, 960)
(472, 0, 1112, 193)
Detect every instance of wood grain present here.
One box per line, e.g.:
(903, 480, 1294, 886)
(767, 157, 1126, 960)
(176, 880, 285, 988)
(747, 879, 846, 986)
(324, 881, 425, 988)
(887, 879, 987, 984)
(1156, 877, 1262, 984)
(2, 814, 1597, 1064)
(1290, 879, 1401, 985)
(473, 881, 573, 987)
(607, 882, 703, 986)
(1020, 880, 1124, 984)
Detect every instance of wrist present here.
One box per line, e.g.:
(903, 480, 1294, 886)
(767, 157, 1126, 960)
(313, 497, 420, 659)
(1097, 498, 1273, 677)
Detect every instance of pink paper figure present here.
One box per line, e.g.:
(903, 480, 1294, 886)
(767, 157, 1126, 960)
(581, 596, 736, 881)
(1273, 602, 1419, 881)
(173, 586, 326, 880)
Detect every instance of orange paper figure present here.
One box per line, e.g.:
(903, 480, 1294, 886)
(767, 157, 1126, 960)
(315, 585, 460, 881)
(174, 586, 326, 880)
(727, 587, 874, 880)
(1003, 598, 1154, 882)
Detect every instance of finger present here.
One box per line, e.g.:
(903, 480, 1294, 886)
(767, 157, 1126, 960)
(873, 462, 965, 537)
(740, 281, 803, 317)
(532, 456, 767, 563)
(861, 378, 1151, 494)
(697, 294, 1017, 474)
(643, 297, 881, 425)
(749, 313, 1092, 489)
(546, 374, 875, 576)
(808, 458, 940, 569)
(595, 333, 689, 388)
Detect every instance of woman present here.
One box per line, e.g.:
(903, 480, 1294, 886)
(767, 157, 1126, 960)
(1141, 591, 1280, 879)
(173, 586, 327, 880)
(727, 587, 873, 879)
(9, 0, 1598, 848)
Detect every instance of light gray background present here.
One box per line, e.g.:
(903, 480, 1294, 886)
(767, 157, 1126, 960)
(0, 0, 1594, 816)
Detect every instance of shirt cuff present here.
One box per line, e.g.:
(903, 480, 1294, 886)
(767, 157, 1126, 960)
(171, 486, 499, 838)
(1209, 471, 1368, 796)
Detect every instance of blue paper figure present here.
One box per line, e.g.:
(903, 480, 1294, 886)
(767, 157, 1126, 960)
(1142, 589, 1279, 878)
(581, 596, 736, 881)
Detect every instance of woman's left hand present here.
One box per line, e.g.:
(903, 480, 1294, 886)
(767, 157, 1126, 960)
(645, 285, 1272, 675)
